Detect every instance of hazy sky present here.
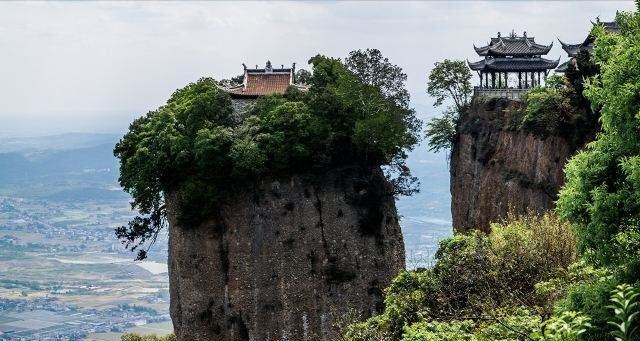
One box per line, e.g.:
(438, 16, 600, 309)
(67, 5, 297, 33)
(0, 1, 634, 137)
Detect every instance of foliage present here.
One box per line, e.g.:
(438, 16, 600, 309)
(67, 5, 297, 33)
(425, 108, 458, 153)
(345, 48, 410, 108)
(535, 261, 611, 316)
(121, 334, 176, 341)
(521, 75, 578, 137)
(342, 315, 394, 341)
(218, 74, 244, 88)
(424, 59, 472, 152)
(401, 320, 476, 341)
(344, 214, 578, 340)
(556, 8, 640, 273)
(295, 68, 312, 84)
(607, 284, 640, 341)
(115, 51, 421, 259)
(427, 59, 472, 112)
(532, 311, 592, 341)
(556, 275, 618, 341)
(476, 307, 541, 341)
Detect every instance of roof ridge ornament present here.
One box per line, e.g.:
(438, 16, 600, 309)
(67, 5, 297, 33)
(265, 60, 272, 73)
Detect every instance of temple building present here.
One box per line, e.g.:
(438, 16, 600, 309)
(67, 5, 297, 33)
(223, 61, 307, 111)
(557, 17, 620, 72)
(469, 31, 558, 99)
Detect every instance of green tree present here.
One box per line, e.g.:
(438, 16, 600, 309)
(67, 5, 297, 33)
(345, 48, 411, 108)
(425, 60, 472, 152)
(218, 74, 244, 88)
(295, 69, 312, 84)
(427, 59, 472, 113)
(556, 9, 640, 274)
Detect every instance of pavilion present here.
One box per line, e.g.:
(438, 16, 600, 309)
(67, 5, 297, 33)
(557, 17, 620, 72)
(469, 31, 559, 99)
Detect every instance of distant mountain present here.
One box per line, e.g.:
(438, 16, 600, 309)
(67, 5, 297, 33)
(0, 132, 120, 154)
(0, 134, 122, 200)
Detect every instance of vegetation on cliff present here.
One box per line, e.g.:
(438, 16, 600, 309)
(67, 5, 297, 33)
(347, 5, 640, 341)
(343, 214, 585, 340)
(114, 50, 421, 259)
(424, 60, 472, 153)
(557, 7, 640, 280)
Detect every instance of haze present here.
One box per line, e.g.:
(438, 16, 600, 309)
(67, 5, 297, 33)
(0, 1, 633, 137)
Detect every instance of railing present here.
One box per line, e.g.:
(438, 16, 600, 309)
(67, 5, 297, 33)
(473, 87, 529, 101)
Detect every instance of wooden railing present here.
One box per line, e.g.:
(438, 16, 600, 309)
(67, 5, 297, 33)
(473, 87, 529, 101)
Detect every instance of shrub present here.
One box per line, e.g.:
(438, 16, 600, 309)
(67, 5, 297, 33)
(342, 315, 393, 341)
(532, 311, 592, 341)
(401, 320, 476, 341)
(344, 214, 578, 340)
(476, 307, 541, 341)
(556, 275, 618, 341)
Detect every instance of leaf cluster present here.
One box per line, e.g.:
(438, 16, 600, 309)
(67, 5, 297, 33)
(556, 8, 640, 274)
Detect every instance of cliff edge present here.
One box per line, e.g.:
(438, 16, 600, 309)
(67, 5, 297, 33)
(167, 166, 405, 341)
(450, 97, 592, 232)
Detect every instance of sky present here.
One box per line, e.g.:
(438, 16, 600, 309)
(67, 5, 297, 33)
(0, 1, 635, 137)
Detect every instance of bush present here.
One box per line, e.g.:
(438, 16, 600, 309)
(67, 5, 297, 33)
(532, 311, 592, 341)
(556, 275, 617, 341)
(344, 214, 578, 340)
(477, 307, 541, 341)
(402, 320, 476, 341)
(556, 8, 640, 274)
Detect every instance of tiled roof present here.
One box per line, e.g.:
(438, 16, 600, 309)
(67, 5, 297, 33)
(474, 34, 553, 57)
(226, 73, 292, 97)
(555, 60, 573, 73)
(559, 20, 620, 58)
(468, 57, 559, 71)
(558, 40, 583, 57)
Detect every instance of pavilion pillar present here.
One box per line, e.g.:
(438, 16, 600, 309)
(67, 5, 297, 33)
(518, 72, 522, 89)
(525, 72, 528, 88)
(538, 72, 541, 86)
(533, 72, 536, 87)
(479, 72, 483, 88)
(498, 72, 502, 88)
(505, 72, 509, 88)
(491, 72, 495, 88)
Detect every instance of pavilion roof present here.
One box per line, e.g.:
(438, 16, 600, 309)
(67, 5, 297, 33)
(558, 40, 583, 57)
(555, 60, 572, 73)
(474, 32, 553, 57)
(559, 19, 620, 57)
(468, 57, 559, 72)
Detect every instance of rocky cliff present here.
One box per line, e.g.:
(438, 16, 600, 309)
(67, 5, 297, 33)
(450, 97, 592, 233)
(167, 166, 405, 341)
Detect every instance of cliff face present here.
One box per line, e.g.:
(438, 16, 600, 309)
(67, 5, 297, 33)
(167, 166, 405, 341)
(450, 97, 589, 233)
